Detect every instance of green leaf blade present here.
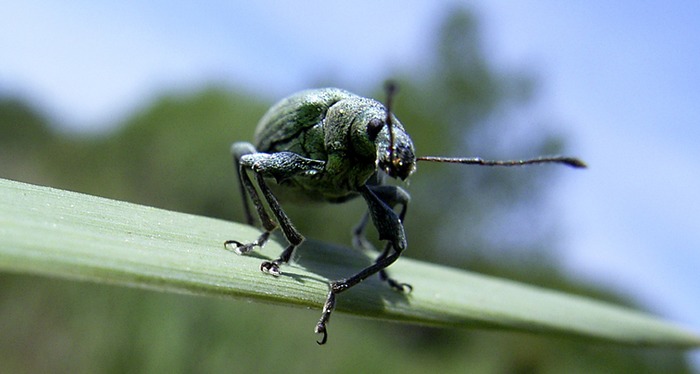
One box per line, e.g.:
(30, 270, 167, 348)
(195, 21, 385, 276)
(1, 178, 698, 348)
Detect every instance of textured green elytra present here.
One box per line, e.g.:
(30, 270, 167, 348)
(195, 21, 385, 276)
(252, 88, 414, 203)
(225, 85, 585, 345)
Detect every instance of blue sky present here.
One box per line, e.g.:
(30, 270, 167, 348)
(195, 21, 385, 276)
(2, 0, 699, 361)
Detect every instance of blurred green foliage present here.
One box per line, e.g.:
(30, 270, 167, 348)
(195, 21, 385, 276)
(0, 8, 693, 373)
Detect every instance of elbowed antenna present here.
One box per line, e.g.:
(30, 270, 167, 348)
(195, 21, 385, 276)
(417, 155, 587, 169)
(381, 81, 587, 170)
(384, 81, 398, 162)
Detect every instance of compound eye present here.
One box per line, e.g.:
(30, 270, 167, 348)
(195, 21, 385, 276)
(366, 118, 384, 141)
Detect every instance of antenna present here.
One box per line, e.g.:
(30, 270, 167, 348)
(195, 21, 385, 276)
(417, 155, 587, 168)
(383, 81, 398, 163)
(383, 81, 587, 170)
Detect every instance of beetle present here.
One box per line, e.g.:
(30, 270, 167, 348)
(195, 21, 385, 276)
(224, 82, 585, 345)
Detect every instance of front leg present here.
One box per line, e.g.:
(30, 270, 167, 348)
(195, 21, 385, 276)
(352, 185, 411, 292)
(225, 142, 277, 255)
(315, 184, 408, 344)
(225, 147, 325, 276)
(244, 151, 326, 182)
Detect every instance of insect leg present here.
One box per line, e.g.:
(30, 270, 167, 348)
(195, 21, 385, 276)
(231, 142, 256, 225)
(351, 212, 371, 251)
(252, 172, 304, 276)
(224, 143, 278, 255)
(228, 151, 325, 276)
(315, 184, 407, 344)
(351, 169, 387, 248)
(352, 185, 412, 292)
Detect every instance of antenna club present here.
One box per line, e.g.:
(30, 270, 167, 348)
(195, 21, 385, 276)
(562, 158, 588, 168)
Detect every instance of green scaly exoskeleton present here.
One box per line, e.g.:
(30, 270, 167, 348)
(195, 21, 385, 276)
(225, 84, 585, 345)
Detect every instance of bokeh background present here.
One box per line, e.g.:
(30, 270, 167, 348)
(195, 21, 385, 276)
(1, 1, 698, 372)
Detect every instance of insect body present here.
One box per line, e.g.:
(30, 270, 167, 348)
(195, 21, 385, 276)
(225, 84, 585, 345)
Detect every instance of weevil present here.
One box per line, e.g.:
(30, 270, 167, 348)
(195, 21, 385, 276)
(224, 82, 585, 344)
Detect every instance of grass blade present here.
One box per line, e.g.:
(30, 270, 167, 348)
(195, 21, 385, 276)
(0, 177, 698, 348)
